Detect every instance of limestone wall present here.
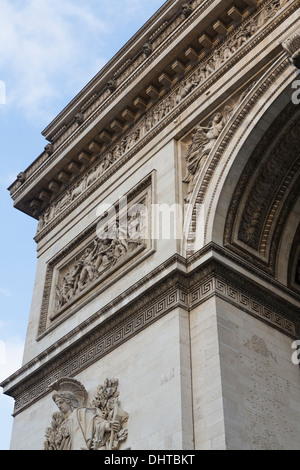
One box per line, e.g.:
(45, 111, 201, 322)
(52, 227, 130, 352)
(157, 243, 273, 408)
(10, 307, 193, 450)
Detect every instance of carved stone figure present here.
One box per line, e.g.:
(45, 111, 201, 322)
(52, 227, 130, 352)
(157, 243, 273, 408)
(44, 378, 128, 451)
(45, 144, 54, 156)
(183, 107, 233, 201)
(17, 172, 26, 184)
(181, 3, 192, 18)
(37, 1, 281, 235)
(232, 26, 252, 50)
(86, 167, 100, 187)
(125, 130, 140, 151)
(75, 113, 84, 125)
(54, 209, 145, 311)
(37, 215, 45, 233)
(107, 79, 117, 92)
(256, 1, 281, 29)
(77, 241, 99, 291)
(282, 29, 300, 68)
(71, 178, 87, 201)
(55, 260, 83, 309)
(142, 42, 153, 57)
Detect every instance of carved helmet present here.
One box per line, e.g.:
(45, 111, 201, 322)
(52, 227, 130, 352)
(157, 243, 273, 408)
(51, 378, 88, 409)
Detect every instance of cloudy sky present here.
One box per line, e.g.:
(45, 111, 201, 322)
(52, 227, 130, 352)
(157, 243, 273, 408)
(0, 0, 165, 450)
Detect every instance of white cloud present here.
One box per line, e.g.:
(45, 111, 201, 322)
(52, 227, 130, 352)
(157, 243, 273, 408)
(0, 337, 24, 383)
(0, 288, 12, 298)
(0, 0, 165, 123)
(0, 0, 109, 121)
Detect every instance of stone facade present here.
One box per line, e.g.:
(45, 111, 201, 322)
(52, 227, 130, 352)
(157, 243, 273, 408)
(2, 0, 300, 450)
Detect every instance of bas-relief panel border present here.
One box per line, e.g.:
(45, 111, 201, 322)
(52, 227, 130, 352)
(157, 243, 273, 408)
(23, 0, 299, 238)
(40, 0, 296, 154)
(37, 173, 154, 337)
(7, 254, 299, 416)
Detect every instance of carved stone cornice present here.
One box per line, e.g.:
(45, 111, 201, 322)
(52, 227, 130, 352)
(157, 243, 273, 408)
(25, 1, 298, 243)
(282, 26, 300, 68)
(9, 0, 299, 226)
(2, 242, 299, 416)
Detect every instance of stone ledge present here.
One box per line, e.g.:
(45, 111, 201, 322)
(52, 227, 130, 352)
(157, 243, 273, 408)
(2, 242, 299, 416)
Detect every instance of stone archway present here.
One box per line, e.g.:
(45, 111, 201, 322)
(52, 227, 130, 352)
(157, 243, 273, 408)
(181, 53, 299, 271)
(223, 104, 300, 279)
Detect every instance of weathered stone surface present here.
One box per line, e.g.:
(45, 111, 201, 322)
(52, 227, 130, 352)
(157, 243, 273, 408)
(2, 0, 300, 451)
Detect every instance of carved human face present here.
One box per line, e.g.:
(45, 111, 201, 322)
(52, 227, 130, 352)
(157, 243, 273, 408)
(213, 113, 222, 123)
(54, 397, 72, 416)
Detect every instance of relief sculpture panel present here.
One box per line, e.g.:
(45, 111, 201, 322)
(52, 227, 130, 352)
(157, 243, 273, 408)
(53, 206, 146, 317)
(44, 378, 128, 451)
(38, 177, 153, 335)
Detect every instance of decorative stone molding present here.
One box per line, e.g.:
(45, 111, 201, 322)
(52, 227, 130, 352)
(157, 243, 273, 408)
(9, 0, 298, 226)
(38, 175, 153, 335)
(224, 100, 300, 276)
(288, 223, 300, 294)
(282, 28, 300, 68)
(2, 246, 299, 417)
(31, 0, 298, 241)
(183, 48, 297, 258)
(182, 103, 236, 202)
(44, 378, 128, 450)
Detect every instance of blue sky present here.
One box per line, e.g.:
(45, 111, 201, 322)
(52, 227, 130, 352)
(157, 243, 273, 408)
(0, 0, 165, 450)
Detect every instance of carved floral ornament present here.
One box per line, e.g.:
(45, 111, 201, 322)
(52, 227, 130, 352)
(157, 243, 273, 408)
(44, 378, 129, 451)
(35, 0, 290, 238)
